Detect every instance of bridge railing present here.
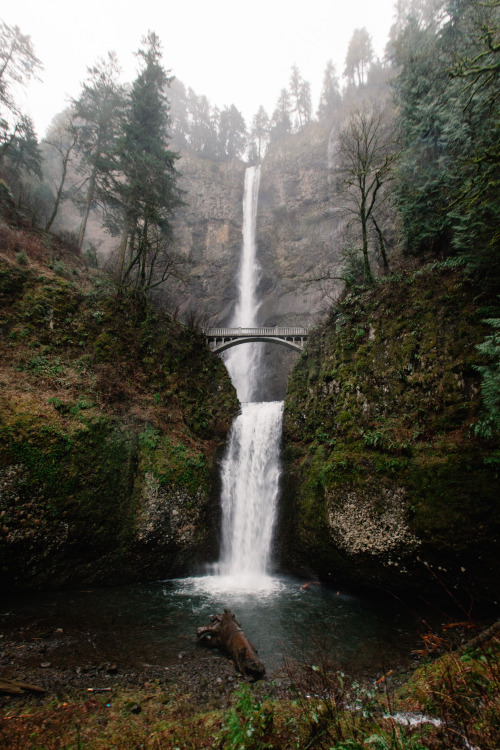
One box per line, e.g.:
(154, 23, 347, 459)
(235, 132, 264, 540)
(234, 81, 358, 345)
(206, 327, 309, 337)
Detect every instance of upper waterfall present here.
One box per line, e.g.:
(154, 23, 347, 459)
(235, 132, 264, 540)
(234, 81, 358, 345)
(223, 165, 262, 402)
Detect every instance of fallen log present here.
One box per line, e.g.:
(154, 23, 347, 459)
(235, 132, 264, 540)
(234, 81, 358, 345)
(0, 677, 46, 695)
(196, 608, 265, 680)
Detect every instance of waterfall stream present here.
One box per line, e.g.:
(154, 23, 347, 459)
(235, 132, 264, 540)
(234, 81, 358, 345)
(0, 167, 437, 683)
(217, 165, 283, 586)
(224, 165, 262, 403)
(219, 401, 283, 582)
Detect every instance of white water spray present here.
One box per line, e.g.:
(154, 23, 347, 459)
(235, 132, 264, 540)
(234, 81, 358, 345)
(217, 165, 283, 586)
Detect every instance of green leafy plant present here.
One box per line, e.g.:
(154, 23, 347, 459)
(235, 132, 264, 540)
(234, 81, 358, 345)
(138, 423, 161, 450)
(15, 250, 28, 266)
(220, 685, 273, 750)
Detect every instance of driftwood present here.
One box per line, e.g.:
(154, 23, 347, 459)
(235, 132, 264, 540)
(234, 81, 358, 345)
(0, 677, 46, 695)
(196, 608, 265, 680)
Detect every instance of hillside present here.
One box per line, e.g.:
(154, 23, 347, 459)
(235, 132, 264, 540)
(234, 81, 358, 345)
(0, 217, 238, 591)
(281, 265, 500, 602)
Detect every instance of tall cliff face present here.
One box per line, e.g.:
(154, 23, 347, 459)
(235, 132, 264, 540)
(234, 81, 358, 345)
(281, 267, 499, 603)
(169, 155, 246, 324)
(48, 123, 341, 398)
(170, 125, 340, 398)
(0, 224, 238, 591)
(257, 122, 337, 326)
(255, 123, 340, 398)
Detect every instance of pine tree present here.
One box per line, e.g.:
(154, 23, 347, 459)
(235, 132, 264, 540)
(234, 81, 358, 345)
(186, 89, 218, 158)
(114, 32, 183, 292)
(0, 21, 42, 128)
(390, 0, 500, 270)
(344, 28, 373, 86)
(73, 52, 125, 250)
(218, 104, 247, 160)
(288, 65, 312, 130)
(250, 106, 270, 162)
(270, 88, 292, 140)
(317, 60, 340, 119)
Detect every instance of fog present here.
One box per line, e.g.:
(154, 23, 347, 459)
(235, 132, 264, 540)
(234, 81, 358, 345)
(2, 0, 396, 137)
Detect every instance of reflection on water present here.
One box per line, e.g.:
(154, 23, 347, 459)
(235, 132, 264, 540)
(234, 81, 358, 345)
(1, 575, 429, 675)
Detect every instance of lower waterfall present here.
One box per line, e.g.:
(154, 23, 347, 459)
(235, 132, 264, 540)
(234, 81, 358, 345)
(219, 401, 283, 584)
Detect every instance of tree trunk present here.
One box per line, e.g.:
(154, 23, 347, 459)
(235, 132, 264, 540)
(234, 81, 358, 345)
(360, 200, 373, 282)
(77, 167, 97, 250)
(45, 149, 71, 232)
(372, 215, 390, 273)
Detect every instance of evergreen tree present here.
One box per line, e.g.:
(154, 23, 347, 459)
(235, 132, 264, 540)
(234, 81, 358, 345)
(317, 60, 341, 119)
(344, 28, 373, 86)
(218, 104, 247, 160)
(73, 52, 125, 250)
(186, 89, 219, 157)
(114, 32, 183, 293)
(289, 65, 312, 130)
(1, 114, 42, 222)
(270, 88, 292, 140)
(249, 105, 270, 162)
(447, 0, 500, 274)
(0, 21, 42, 187)
(390, 0, 500, 271)
(168, 78, 190, 149)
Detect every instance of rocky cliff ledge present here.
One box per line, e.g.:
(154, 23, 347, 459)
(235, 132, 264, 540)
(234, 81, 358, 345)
(0, 223, 238, 591)
(281, 266, 499, 602)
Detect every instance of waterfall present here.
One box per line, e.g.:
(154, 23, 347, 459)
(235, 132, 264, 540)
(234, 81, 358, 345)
(218, 165, 283, 584)
(224, 165, 262, 403)
(219, 401, 283, 579)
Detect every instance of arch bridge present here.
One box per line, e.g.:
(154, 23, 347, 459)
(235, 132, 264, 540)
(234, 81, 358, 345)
(205, 326, 309, 353)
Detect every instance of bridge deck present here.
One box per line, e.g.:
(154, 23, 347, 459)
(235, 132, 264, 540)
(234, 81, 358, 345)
(206, 326, 309, 353)
(206, 327, 308, 337)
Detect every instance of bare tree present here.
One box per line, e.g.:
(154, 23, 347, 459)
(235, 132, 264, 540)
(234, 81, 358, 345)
(42, 109, 79, 231)
(0, 21, 42, 125)
(334, 105, 397, 281)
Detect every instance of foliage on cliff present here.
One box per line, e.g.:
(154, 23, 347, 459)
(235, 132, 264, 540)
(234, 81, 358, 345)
(0, 221, 238, 590)
(282, 264, 499, 600)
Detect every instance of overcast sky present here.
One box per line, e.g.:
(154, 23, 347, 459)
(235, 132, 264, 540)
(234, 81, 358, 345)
(3, 0, 397, 138)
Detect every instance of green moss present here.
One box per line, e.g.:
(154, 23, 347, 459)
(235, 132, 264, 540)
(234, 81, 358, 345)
(282, 265, 500, 598)
(0, 248, 238, 590)
(0, 414, 137, 542)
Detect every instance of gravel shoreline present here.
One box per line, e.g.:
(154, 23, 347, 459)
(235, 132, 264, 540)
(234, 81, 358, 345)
(0, 611, 292, 709)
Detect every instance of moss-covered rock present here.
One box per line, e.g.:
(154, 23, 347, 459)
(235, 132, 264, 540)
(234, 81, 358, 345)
(281, 266, 500, 602)
(0, 231, 238, 590)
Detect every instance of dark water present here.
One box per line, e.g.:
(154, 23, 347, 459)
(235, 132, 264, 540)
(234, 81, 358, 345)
(0, 575, 432, 676)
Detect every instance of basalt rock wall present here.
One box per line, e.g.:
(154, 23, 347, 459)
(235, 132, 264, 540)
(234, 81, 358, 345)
(170, 124, 341, 399)
(281, 266, 500, 603)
